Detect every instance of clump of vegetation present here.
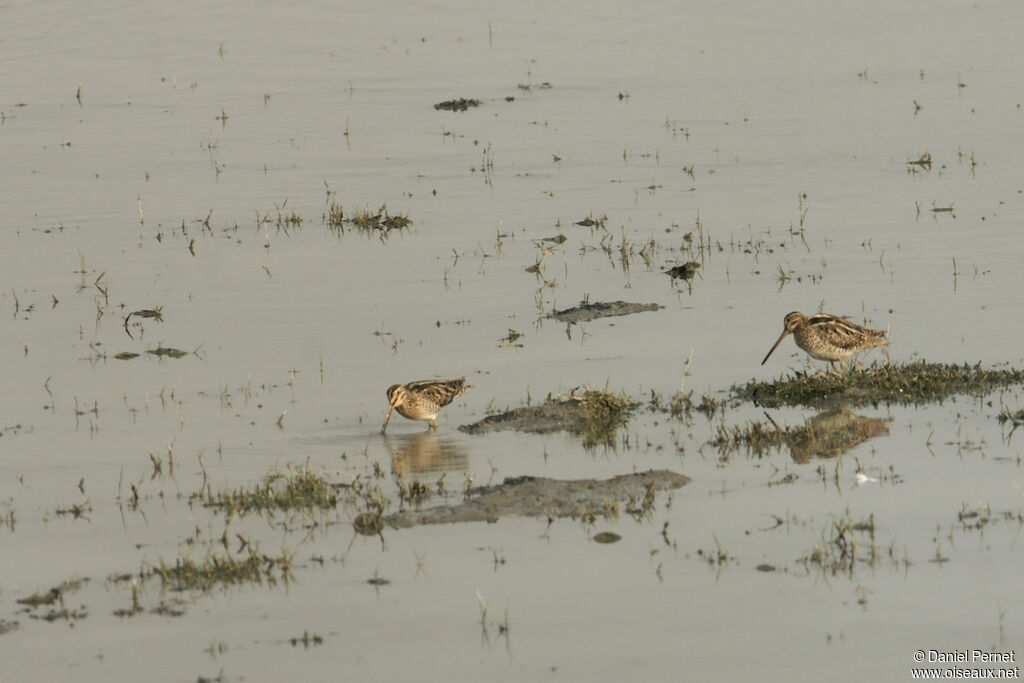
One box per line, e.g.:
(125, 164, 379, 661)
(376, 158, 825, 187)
(347, 474, 390, 535)
(322, 203, 411, 236)
(433, 98, 481, 111)
(624, 482, 657, 520)
(696, 535, 737, 570)
(709, 420, 785, 459)
(735, 361, 1024, 408)
(664, 262, 700, 280)
(349, 205, 411, 234)
(324, 201, 344, 230)
(197, 466, 340, 516)
(799, 512, 879, 577)
(397, 478, 431, 507)
(277, 209, 302, 230)
(578, 390, 635, 448)
(647, 388, 691, 420)
(956, 502, 1024, 533)
(669, 391, 693, 419)
(290, 631, 324, 647)
(649, 381, 731, 423)
(148, 548, 294, 593)
(17, 578, 90, 623)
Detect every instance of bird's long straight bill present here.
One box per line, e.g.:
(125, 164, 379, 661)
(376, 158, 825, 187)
(761, 330, 790, 365)
(381, 405, 394, 433)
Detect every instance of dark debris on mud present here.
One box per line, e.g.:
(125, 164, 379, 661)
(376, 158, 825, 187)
(735, 361, 1024, 409)
(384, 469, 689, 528)
(433, 98, 481, 111)
(547, 300, 662, 324)
(664, 262, 701, 280)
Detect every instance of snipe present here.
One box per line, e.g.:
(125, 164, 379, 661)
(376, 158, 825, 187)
(761, 311, 888, 372)
(381, 377, 472, 433)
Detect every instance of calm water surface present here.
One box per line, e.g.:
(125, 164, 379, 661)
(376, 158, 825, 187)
(2, 0, 1023, 681)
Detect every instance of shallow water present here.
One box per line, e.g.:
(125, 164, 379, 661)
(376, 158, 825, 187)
(2, 0, 1023, 680)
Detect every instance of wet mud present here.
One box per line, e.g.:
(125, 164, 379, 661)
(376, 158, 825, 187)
(459, 389, 634, 447)
(382, 469, 689, 528)
(547, 300, 662, 324)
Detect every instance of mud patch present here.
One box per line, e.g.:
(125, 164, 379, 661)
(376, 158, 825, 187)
(547, 300, 662, 324)
(383, 469, 689, 528)
(735, 361, 1024, 408)
(459, 389, 634, 448)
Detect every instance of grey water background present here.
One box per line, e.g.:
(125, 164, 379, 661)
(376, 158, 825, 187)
(2, 0, 1023, 680)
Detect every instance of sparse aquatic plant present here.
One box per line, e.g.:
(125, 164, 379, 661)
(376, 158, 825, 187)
(196, 465, 341, 516)
(736, 361, 1024, 408)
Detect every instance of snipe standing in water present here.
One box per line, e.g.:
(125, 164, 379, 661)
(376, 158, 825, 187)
(761, 311, 888, 372)
(381, 377, 472, 433)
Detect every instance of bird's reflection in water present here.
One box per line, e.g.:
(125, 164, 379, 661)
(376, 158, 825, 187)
(778, 406, 892, 464)
(385, 431, 469, 476)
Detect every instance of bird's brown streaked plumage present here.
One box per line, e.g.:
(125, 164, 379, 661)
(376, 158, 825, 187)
(381, 377, 472, 433)
(761, 311, 888, 372)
